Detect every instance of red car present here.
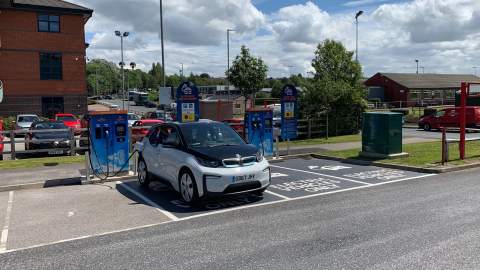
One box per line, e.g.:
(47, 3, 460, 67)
(55, 113, 81, 135)
(131, 119, 164, 143)
(0, 119, 4, 161)
(418, 106, 480, 131)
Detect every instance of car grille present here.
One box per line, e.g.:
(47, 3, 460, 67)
(222, 156, 256, 167)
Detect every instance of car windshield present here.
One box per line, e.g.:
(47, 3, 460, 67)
(180, 123, 245, 148)
(34, 122, 66, 129)
(18, 116, 39, 122)
(57, 116, 76, 121)
(128, 114, 140, 120)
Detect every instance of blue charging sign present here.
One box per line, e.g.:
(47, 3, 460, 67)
(281, 84, 298, 140)
(176, 81, 199, 123)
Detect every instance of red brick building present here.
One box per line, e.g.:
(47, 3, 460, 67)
(365, 73, 480, 107)
(0, 0, 92, 117)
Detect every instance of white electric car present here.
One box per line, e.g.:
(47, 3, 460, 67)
(135, 121, 271, 204)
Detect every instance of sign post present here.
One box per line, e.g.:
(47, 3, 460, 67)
(281, 84, 298, 142)
(176, 81, 199, 123)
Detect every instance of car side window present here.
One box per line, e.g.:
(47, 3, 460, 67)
(148, 127, 161, 146)
(161, 126, 181, 147)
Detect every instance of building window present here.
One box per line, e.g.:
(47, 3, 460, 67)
(42, 97, 64, 118)
(38, 14, 60, 33)
(40, 53, 62, 80)
(409, 90, 421, 100)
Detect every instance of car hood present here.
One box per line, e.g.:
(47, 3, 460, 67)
(187, 144, 258, 161)
(62, 121, 79, 127)
(17, 122, 33, 128)
(33, 131, 70, 140)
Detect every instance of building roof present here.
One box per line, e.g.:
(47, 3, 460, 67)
(2, 0, 92, 15)
(372, 73, 480, 90)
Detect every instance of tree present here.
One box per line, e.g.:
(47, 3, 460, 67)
(227, 45, 268, 105)
(301, 39, 366, 135)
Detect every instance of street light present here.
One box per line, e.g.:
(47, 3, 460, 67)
(415, 59, 419, 75)
(473, 66, 479, 76)
(115, 30, 129, 110)
(227, 28, 235, 101)
(355, 10, 363, 62)
(159, 0, 166, 87)
(180, 63, 184, 79)
(420, 66, 425, 74)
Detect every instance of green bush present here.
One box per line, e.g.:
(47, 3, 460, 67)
(0, 116, 16, 130)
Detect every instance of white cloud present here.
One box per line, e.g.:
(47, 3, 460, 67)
(343, 0, 389, 8)
(75, 0, 480, 78)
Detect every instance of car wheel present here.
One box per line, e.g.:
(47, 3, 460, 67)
(423, 123, 431, 131)
(137, 159, 151, 188)
(179, 170, 199, 205)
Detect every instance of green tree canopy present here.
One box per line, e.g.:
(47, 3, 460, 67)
(227, 45, 268, 98)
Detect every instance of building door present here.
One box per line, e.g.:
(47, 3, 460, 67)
(42, 97, 64, 118)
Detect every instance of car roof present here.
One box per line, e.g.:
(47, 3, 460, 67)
(17, 114, 38, 117)
(138, 119, 164, 123)
(56, 113, 74, 116)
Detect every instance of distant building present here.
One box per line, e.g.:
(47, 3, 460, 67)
(197, 85, 241, 96)
(0, 0, 92, 117)
(364, 73, 480, 107)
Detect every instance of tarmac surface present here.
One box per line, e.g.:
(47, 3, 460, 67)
(5, 157, 477, 269)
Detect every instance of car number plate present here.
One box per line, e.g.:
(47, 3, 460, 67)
(48, 149, 64, 155)
(233, 174, 255, 182)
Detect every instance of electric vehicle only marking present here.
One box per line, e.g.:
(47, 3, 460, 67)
(135, 121, 271, 205)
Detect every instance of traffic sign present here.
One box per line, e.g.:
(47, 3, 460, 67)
(176, 81, 199, 123)
(281, 84, 298, 139)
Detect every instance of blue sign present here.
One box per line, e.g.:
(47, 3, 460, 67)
(281, 84, 298, 139)
(176, 81, 199, 122)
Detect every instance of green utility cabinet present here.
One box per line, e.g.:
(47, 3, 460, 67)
(360, 112, 408, 159)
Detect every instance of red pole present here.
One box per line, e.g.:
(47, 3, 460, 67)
(459, 82, 467, 160)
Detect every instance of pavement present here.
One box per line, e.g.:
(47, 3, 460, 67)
(1, 157, 480, 269)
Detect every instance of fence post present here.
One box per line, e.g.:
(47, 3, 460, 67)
(307, 118, 312, 139)
(326, 113, 329, 140)
(441, 127, 446, 165)
(10, 130, 15, 160)
(69, 129, 75, 156)
(85, 151, 91, 182)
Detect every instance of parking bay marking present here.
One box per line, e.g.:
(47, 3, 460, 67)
(116, 181, 179, 221)
(265, 190, 292, 200)
(1, 173, 436, 255)
(270, 165, 372, 186)
(0, 191, 14, 252)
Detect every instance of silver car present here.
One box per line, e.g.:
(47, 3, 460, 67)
(16, 114, 40, 130)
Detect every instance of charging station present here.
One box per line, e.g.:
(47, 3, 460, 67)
(87, 111, 130, 177)
(245, 108, 274, 157)
(176, 81, 199, 123)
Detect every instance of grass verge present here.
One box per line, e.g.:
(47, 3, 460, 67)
(0, 155, 85, 170)
(326, 141, 480, 167)
(280, 134, 361, 147)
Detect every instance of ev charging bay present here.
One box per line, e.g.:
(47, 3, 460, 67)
(116, 157, 435, 220)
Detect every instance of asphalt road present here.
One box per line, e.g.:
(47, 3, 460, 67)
(1, 165, 480, 269)
(100, 99, 156, 115)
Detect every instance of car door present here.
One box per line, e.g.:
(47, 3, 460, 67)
(142, 126, 166, 179)
(157, 124, 185, 186)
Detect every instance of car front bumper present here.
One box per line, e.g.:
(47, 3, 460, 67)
(194, 159, 271, 197)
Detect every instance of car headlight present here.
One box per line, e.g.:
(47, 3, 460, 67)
(256, 150, 264, 162)
(196, 157, 220, 168)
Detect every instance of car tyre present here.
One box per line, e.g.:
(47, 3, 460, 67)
(137, 159, 151, 188)
(423, 123, 431, 131)
(252, 187, 267, 196)
(179, 170, 199, 205)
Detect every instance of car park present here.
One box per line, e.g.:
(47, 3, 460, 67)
(24, 120, 72, 155)
(15, 114, 40, 131)
(55, 113, 81, 135)
(0, 119, 4, 160)
(418, 106, 480, 131)
(131, 119, 164, 143)
(135, 121, 271, 204)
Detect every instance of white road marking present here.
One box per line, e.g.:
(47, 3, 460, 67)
(264, 190, 291, 200)
(0, 191, 14, 252)
(116, 181, 179, 221)
(0, 173, 436, 255)
(271, 165, 371, 185)
(271, 173, 288, 178)
(68, 211, 74, 217)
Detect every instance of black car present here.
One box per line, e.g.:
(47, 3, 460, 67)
(25, 121, 72, 155)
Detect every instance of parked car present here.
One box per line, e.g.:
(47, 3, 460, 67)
(418, 106, 480, 131)
(15, 114, 40, 131)
(0, 119, 4, 161)
(144, 110, 173, 121)
(135, 121, 271, 204)
(144, 101, 157, 108)
(131, 119, 164, 143)
(223, 118, 244, 137)
(127, 113, 141, 127)
(25, 120, 72, 155)
(55, 113, 81, 135)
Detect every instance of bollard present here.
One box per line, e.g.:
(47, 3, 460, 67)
(85, 151, 91, 182)
(441, 127, 447, 165)
(275, 135, 279, 159)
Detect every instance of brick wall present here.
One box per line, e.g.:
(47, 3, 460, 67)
(0, 9, 88, 117)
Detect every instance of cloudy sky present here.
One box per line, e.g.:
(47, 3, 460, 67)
(76, 0, 480, 78)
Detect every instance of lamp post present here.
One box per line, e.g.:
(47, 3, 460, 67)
(227, 28, 235, 101)
(473, 66, 479, 76)
(355, 10, 363, 62)
(415, 59, 419, 75)
(420, 66, 425, 74)
(115, 30, 129, 110)
(180, 63, 184, 79)
(128, 62, 136, 111)
(159, 0, 166, 87)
